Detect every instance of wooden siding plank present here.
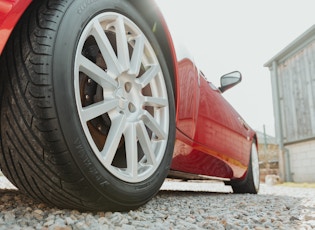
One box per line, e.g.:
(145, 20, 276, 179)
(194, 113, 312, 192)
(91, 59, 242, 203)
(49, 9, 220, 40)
(305, 43, 315, 136)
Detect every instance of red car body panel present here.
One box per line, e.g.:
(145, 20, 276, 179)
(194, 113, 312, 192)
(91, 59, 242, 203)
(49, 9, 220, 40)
(0, 0, 32, 54)
(174, 57, 255, 179)
(0, 0, 255, 181)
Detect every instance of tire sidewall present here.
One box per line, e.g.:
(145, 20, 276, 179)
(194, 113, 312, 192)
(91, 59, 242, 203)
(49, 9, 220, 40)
(52, 0, 175, 206)
(230, 141, 260, 194)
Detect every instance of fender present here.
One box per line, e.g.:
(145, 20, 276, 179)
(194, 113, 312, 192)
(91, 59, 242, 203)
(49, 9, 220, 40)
(0, 0, 32, 54)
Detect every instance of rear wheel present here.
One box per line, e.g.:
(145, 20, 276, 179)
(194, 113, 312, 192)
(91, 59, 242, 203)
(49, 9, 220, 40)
(0, 0, 175, 211)
(231, 142, 260, 194)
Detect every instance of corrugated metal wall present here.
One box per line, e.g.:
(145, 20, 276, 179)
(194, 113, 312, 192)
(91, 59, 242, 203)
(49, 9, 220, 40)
(277, 41, 315, 143)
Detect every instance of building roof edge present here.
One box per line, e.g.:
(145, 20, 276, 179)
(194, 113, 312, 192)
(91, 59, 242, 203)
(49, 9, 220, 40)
(264, 25, 315, 68)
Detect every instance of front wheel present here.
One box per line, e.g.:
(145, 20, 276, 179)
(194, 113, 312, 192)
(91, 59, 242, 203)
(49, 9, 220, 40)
(230, 142, 260, 194)
(0, 0, 175, 211)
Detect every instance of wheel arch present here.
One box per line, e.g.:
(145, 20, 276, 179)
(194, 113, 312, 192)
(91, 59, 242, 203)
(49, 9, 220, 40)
(253, 134, 258, 146)
(128, 0, 179, 108)
(244, 133, 259, 178)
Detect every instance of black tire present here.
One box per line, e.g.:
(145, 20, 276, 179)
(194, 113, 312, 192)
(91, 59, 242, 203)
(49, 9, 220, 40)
(0, 0, 175, 211)
(230, 142, 260, 194)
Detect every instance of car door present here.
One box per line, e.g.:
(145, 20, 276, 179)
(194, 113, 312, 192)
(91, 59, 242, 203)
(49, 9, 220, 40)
(194, 75, 251, 177)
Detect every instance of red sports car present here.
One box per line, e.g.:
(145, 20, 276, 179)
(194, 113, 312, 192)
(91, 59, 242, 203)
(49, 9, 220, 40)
(0, 0, 259, 211)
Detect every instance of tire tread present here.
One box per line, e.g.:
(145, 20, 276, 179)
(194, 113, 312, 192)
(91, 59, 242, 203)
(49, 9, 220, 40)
(0, 0, 98, 209)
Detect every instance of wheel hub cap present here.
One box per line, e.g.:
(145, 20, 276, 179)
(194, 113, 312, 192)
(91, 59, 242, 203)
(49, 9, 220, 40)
(74, 12, 169, 183)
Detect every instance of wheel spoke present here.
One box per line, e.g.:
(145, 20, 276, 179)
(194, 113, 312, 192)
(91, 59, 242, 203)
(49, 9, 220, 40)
(137, 121, 157, 165)
(141, 111, 166, 140)
(80, 99, 118, 122)
(78, 55, 118, 88)
(129, 34, 144, 76)
(125, 123, 138, 178)
(101, 114, 126, 165)
(115, 16, 130, 72)
(92, 20, 122, 76)
(143, 96, 168, 108)
(136, 64, 160, 88)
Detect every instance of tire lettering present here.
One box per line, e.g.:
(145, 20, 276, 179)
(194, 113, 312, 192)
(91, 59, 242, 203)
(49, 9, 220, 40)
(77, 0, 98, 15)
(74, 137, 84, 151)
(135, 182, 152, 190)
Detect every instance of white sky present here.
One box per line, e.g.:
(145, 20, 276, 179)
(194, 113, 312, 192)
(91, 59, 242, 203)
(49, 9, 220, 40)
(156, 0, 315, 136)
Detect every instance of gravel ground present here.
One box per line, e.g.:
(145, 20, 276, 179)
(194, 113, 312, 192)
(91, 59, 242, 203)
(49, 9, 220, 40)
(0, 176, 314, 230)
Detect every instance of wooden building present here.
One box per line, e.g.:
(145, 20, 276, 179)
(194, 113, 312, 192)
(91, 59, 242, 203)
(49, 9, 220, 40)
(265, 25, 315, 182)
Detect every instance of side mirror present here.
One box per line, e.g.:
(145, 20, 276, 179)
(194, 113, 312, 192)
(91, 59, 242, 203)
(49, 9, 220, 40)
(219, 71, 242, 93)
